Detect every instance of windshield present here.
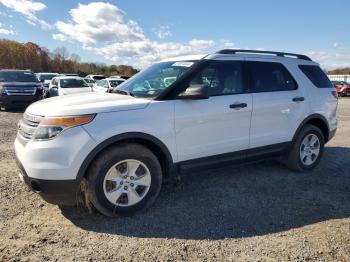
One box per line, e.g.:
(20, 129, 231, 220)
(38, 74, 57, 81)
(109, 80, 124, 87)
(60, 79, 89, 88)
(0, 71, 39, 83)
(117, 61, 197, 97)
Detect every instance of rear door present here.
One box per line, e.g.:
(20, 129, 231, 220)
(174, 60, 252, 162)
(246, 59, 309, 149)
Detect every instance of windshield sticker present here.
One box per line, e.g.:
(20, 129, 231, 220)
(172, 62, 194, 67)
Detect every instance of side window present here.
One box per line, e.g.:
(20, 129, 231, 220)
(298, 65, 333, 88)
(248, 61, 297, 92)
(189, 61, 244, 96)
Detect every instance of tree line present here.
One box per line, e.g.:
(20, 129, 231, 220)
(327, 68, 350, 75)
(0, 39, 139, 77)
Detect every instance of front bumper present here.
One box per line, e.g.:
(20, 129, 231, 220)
(14, 126, 97, 205)
(16, 155, 78, 205)
(0, 93, 41, 108)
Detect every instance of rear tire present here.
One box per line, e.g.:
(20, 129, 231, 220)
(87, 143, 162, 216)
(285, 124, 324, 172)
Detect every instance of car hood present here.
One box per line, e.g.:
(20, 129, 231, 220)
(26, 93, 151, 116)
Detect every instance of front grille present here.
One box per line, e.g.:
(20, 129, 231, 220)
(5, 86, 37, 96)
(18, 113, 43, 140)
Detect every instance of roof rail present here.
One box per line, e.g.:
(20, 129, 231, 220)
(216, 49, 312, 61)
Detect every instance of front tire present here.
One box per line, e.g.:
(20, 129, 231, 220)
(87, 143, 162, 216)
(285, 124, 325, 172)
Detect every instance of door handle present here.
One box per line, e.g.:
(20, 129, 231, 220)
(292, 96, 305, 102)
(229, 102, 247, 109)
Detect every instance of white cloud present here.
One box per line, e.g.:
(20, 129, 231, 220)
(0, 0, 52, 29)
(219, 39, 235, 48)
(54, 2, 145, 46)
(333, 42, 345, 49)
(0, 10, 12, 17)
(306, 51, 350, 69)
(52, 33, 67, 42)
(152, 25, 172, 39)
(54, 2, 216, 67)
(87, 40, 213, 68)
(0, 22, 16, 35)
(189, 39, 215, 49)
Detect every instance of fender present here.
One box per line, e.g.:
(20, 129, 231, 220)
(292, 114, 330, 142)
(75, 132, 175, 182)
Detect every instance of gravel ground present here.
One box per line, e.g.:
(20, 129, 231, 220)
(0, 99, 349, 261)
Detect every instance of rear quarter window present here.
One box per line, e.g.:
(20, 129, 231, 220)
(247, 61, 297, 92)
(299, 65, 333, 88)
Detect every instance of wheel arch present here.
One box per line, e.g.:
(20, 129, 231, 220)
(293, 114, 330, 143)
(76, 132, 175, 183)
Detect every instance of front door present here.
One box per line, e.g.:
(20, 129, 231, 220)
(174, 60, 252, 162)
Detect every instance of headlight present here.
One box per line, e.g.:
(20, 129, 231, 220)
(33, 114, 95, 140)
(0, 84, 6, 94)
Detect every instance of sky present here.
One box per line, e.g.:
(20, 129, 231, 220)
(0, 0, 349, 69)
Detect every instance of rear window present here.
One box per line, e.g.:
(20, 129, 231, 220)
(299, 65, 333, 88)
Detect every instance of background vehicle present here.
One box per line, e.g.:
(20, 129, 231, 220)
(0, 70, 42, 110)
(86, 74, 106, 81)
(59, 73, 79, 77)
(15, 50, 337, 216)
(43, 76, 92, 98)
(93, 78, 125, 93)
(37, 73, 59, 98)
(332, 81, 350, 96)
(110, 75, 130, 80)
(84, 78, 95, 87)
(36, 73, 59, 87)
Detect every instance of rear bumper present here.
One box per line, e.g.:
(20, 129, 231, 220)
(16, 155, 78, 206)
(0, 93, 40, 108)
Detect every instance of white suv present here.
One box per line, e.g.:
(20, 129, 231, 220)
(15, 50, 338, 216)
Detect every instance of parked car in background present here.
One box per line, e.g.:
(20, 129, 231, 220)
(331, 81, 350, 97)
(59, 74, 79, 77)
(36, 73, 59, 87)
(84, 78, 95, 87)
(86, 74, 105, 81)
(36, 73, 59, 96)
(15, 49, 337, 216)
(43, 76, 92, 98)
(93, 77, 126, 93)
(0, 69, 42, 110)
(110, 75, 131, 80)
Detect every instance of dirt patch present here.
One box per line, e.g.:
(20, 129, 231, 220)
(0, 100, 349, 261)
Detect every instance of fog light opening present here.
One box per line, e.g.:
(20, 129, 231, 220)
(31, 181, 41, 192)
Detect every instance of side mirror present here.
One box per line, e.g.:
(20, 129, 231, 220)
(51, 85, 58, 89)
(178, 84, 209, 100)
(40, 79, 45, 83)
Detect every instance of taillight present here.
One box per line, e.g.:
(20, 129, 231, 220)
(331, 91, 338, 99)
